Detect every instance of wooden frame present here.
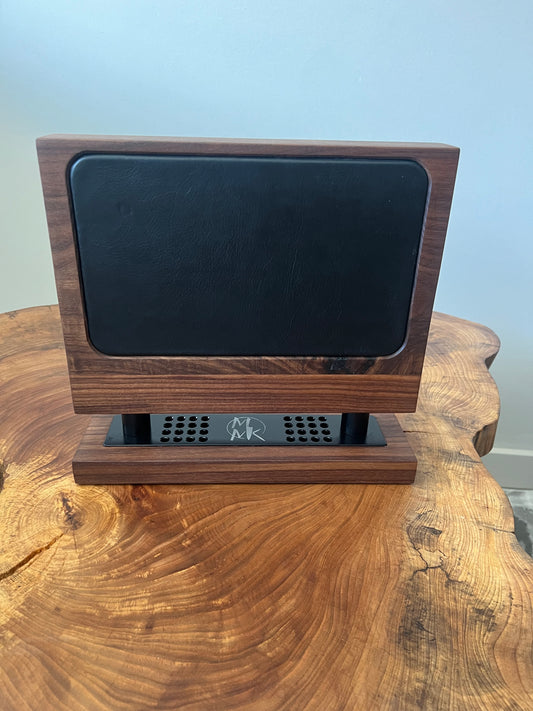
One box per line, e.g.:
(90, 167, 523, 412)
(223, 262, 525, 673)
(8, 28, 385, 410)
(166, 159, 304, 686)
(37, 136, 459, 415)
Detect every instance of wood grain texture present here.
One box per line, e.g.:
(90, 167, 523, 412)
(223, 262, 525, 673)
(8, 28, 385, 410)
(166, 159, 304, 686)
(72, 414, 417, 484)
(36, 136, 459, 414)
(1, 306, 532, 711)
(68, 372, 421, 415)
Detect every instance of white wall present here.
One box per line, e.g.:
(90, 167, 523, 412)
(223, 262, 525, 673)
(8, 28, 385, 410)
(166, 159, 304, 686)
(1, 1, 531, 486)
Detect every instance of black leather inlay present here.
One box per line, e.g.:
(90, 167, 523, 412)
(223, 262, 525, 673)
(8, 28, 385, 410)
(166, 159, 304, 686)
(69, 154, 428, 356)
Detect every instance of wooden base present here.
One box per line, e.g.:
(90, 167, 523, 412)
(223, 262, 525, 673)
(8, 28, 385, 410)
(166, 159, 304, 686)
(72, 413, 417, 484)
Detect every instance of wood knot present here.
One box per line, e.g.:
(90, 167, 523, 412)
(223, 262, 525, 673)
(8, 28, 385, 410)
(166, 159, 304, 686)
(131, 485, 150, 502)
(325, 357, 375, 374)
(327, 357, 351, 374)
(60, 492, 83, 530)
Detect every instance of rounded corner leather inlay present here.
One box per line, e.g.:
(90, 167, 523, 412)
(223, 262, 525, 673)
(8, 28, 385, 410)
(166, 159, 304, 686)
(69, 154, 428, 357)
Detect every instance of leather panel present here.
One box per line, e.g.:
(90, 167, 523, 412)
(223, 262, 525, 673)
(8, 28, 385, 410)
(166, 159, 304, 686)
(69, 154, 428, 356)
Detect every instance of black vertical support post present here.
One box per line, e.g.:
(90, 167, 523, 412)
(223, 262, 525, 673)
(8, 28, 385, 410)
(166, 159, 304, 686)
(121, 414, 152, 444)
(340, 413, 370, 444)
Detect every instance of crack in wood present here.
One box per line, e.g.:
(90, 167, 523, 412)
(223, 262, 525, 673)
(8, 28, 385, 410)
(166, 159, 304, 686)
(406, 521, 466, 585)
(408, 559, 466, 587)
(0, 533, 64, 582)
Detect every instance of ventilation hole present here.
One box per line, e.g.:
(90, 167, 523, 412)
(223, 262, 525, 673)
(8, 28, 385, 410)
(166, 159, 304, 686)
(283, 416, 292, 421)
(295, 416, 304, 421)
(199, 429, 208, 435)
(309, 429, 319, 435)
(318, 416, 327, 421)
(160, 436, 169, 442)
(311, 436, 320, 442)
(322, 429, 331, 435)
(162, 429, 171, 435)
(323, 436, 332, 442)
(297, 429, 306, 435)
(299, 436, 308, 442)
(177, 416, 185, 421)
(189, 416, 198, 421)
(286, 436, 295, 442)
(201, 415, 210, 421)
(187, 429, 196, 435)
(186, 436, 195, 442)
(320, 422, 329, 428)
(165, 416, 173, 422)
(173, 436, 182, 442)
(175, 428, 183, 435)
(307, 416, 315, 421)
(188, 423, 197, 428)
(285, 429, 294, 435)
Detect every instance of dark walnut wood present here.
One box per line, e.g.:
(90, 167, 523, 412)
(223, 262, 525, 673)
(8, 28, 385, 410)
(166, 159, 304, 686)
(1, 306, 532, 710)
(72, 413, 417, 485)
(36, 136, 459, 413)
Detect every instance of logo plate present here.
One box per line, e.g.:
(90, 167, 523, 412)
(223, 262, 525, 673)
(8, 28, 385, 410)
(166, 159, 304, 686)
(226, 416, 266, 442)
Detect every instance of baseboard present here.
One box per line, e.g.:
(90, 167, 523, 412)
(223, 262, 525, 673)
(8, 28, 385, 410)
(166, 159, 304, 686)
(482, 448, 533, 489)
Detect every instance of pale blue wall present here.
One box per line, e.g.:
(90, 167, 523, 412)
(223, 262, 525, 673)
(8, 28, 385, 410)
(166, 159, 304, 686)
(1, 1, 532, 465)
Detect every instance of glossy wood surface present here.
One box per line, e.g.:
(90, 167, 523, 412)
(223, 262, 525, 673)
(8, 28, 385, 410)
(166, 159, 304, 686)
(1, 306, 531, 710)
(36, 136, 459, 413)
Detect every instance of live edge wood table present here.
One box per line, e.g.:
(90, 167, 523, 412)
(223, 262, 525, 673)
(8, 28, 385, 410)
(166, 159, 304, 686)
(0, 307, 531, 711)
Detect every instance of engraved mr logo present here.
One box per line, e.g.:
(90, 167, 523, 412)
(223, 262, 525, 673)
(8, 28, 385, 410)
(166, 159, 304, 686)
(226, 416, 266, 443)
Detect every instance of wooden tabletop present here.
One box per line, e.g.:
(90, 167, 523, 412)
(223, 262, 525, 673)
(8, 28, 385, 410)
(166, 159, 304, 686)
(0, 306, 531, 710)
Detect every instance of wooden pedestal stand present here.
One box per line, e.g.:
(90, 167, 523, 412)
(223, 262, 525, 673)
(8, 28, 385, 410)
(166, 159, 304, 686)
(72, 412, 416, 485)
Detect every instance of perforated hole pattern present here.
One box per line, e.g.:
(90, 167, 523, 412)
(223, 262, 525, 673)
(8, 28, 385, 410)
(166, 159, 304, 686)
(159, 415, 333, 444)
(282, 415, 332, 443)
(160, 415, 210, 443)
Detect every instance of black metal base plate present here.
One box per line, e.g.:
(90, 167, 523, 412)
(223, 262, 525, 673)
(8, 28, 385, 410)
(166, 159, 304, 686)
(104, 414, 387, 447)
